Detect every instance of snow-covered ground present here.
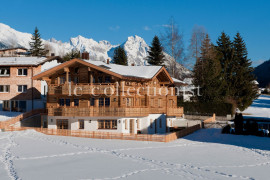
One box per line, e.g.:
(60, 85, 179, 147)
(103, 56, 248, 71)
(242, 95, 270, 119)
(0, 111, 21, 122)
(0, 129, 269, 180)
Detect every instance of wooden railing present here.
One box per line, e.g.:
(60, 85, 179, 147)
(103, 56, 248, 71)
(203, 114, 216, 123)
(0, 109, 46, 129)
(167, 107, 184, 116)
(47, 106, 184, 117)
(48, 83, 115, 95)
(4, 124, 201, 142)
(48, 107, 150, 117)
(164, 124, 201, 142)
(48, 83, 174, 96)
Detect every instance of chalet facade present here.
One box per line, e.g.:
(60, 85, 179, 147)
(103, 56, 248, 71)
(0, 56, 61, 112)
(33, 58, 185, 134)
(0, 47, 28, 57)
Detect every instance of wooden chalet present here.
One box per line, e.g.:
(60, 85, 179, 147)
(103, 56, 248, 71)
(33, 58, 185, 134)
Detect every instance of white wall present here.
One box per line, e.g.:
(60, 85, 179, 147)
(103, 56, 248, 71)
(41, 60, 61, 96)
(46, 115, 168, 134)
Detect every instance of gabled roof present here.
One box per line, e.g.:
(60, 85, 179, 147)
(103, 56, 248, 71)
(84, 60, 162, 79)
(0, 56, 61, 66)
(33, 58, 176, 84)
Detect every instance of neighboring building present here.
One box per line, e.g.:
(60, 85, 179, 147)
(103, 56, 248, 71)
(33, 58, 185, 134)
(0, 56, 61, 112)
(0, 47, 28, 57)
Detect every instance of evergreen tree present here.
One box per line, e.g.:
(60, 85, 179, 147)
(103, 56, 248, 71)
(29, 27, 47, 56)
(62, 49, 81, 62)
(193, 34, 222, 102)
(232, 33, 258, 111)
(147, 36, 165, 65)
(113, 46, 128, 65)
(215, 32, 235, 103)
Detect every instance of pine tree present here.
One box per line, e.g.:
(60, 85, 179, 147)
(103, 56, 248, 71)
(215, 32, 235, 101)
(147, 36, 165, 65)
(113, 46, 128, 65)
(62, 49, 81, 62)
(29, 27, 47, 56)
(193, 34, 222, 102)
(232, 33, 258, 111)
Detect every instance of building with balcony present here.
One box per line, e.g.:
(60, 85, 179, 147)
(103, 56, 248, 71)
(0, 56, 61, 112)
(0, 47, 29, 57)
(33, 58, 185, 134)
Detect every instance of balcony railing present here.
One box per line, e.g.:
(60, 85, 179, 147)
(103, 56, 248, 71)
(48, 83, 175, 96)
(48, 107, 150, 117)
(167, 107, 184, 117)
(47, 106, 183, 117)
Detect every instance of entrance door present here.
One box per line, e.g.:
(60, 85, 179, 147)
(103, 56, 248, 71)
(129, 119, 134, 134)
(57, 119, 68, 129)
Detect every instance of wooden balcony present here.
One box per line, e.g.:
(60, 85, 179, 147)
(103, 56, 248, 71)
(48, 83, 115, 95)
(48, 83, 174, 96)
(167, 107, 184, 117)
(48, 107, 150, 117)
(47, 106, 183, 117)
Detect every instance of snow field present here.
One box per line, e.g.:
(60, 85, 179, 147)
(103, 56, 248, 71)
(0, 129, 269, 180)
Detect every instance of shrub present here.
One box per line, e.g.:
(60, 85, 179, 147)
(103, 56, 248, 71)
(222, 125, 231, 134)
(178, 101, 233, 116)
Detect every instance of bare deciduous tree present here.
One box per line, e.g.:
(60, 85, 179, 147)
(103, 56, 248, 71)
(161, 17, 185, 78)
(188, 25, 206, 69)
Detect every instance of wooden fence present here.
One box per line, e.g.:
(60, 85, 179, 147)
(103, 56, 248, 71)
(4, 124, 201, 143)
(203, 113, 216, 123)
(0, 109, 46, 129)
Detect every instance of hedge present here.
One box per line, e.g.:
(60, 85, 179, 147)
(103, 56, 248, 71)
(178, 101, 233, 116)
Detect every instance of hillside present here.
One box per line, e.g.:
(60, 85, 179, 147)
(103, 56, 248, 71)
(0, 23, 191, 79)
(254, 59, 270, 87)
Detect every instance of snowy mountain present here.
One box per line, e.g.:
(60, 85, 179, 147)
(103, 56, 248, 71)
(0, 23, 191, 79)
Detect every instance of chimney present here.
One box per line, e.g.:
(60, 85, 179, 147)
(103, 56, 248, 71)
(131, 63, 135, 66)
(82, 52, 89, 60)
(107, 59, 110, 64)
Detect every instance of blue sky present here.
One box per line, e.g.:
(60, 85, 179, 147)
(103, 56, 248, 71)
(0, 0, 269, 66)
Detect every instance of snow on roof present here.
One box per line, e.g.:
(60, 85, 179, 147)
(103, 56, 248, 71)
(0, 57, 48, 66)
(84, 60, 162, 79)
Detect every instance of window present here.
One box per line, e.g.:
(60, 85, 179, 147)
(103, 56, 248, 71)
(0, 85, 10, 93)
(60, 77, 66, 84)
(75, 67, 79, 74)
(98, 77, 102, 83)
(90, 98, 95, 106)
(105, 98, 110, 106)
(99, 98, 104, 107)
(105, 76, 111, 83)
(57, 119, 68, 129)
(18, 68, 27, 76)
(159, 118, 162, 128)
(0, 67, 10, 76)
(59, 98, 65, 106)
(73, 77, 79, 84)
(98, 120, 117, 129)
(74, 99, 79, 106)
(66, 99, 70, 106)
(79, 120, 84, 129)
(18, 85, 27, 93)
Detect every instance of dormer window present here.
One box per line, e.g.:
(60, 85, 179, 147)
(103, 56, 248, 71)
(18, 68, 27, 76)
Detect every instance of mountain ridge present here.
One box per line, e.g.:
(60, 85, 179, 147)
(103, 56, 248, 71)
(0, 23, 191, 79)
